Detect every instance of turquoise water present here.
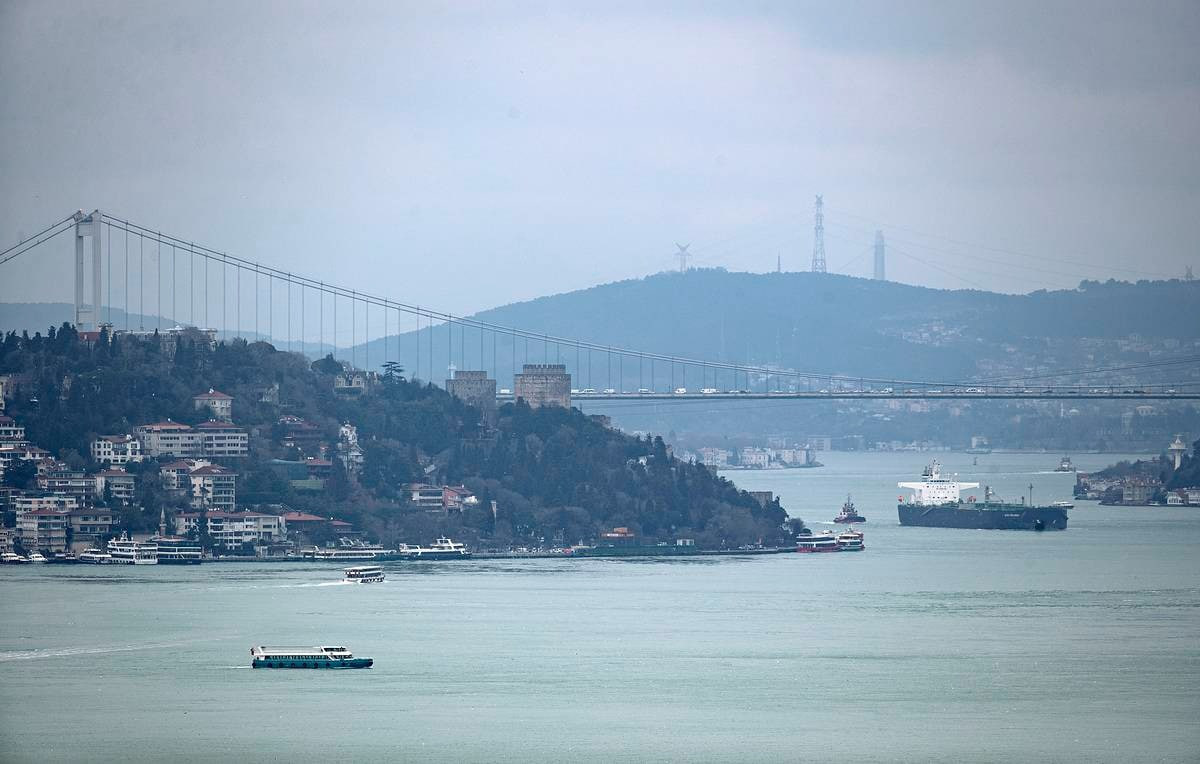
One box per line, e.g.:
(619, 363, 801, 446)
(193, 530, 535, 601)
(2, 452, 1199, 762)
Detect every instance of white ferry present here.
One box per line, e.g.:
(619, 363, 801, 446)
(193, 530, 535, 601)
(836, 529, 865, 551)
(107, 533, 158, 564)
(153, 537, 203, 564)
(344, 565, 385, 583)
(77, 548, 112, 564)
(402, 537, 471, 560)
(795, 530, 838, 553)
(302, 544, 396, 561)
(250, 645, 373, 669)
(1, 552, 29, 564)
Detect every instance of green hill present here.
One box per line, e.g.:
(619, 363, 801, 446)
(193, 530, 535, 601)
(0, 325, 789, 548)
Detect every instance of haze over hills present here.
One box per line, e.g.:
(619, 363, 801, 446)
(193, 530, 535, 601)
(4, 271, 1198, 389)
(351, 271, 1200, 388)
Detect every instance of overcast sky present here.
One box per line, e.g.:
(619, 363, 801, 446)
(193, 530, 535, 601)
(1, 0, 1197, 318)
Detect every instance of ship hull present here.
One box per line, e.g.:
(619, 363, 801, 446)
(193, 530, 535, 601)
(898, 504, 1067, 530)
(252, 658, 373, 669)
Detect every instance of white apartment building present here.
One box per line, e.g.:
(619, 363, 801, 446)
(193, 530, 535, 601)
(91, 434, 144, 465)
(173, 510, 285, 549)
(135, 421, 203, 458)
(196, 421, 248, 458)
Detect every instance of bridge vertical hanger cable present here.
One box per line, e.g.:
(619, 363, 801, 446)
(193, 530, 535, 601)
(139, 234, 144, 330)
(124, 227, 129, 330)
(106, 225, 111, 325)
(157, 234, 162, 331)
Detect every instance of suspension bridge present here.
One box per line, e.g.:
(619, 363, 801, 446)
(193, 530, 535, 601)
(2, 209, 1197, 402)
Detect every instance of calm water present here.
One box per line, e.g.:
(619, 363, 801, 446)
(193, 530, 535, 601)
(2, 452, 1198, 763)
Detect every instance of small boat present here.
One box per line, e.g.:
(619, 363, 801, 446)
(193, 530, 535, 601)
(26, 552, 47, 563)
(344, 565, 385, 583)
(250, 645, 373, 669)
(833, 494, 866, 523)
(836, 529, 865, 551)
(795, 529, 838, 553)
(1, 552, 29, 564)
(78, 548, 113, 564)
(1054, 456, 1076, 472)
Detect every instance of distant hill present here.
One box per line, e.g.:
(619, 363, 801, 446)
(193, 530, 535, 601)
(354, 271, 1200, 387)
(7, 273, 1198, 387)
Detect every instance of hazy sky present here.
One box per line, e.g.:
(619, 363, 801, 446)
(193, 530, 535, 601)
(1, 0, 1197, 317)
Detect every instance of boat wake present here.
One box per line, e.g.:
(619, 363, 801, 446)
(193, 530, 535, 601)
(0, 638, 208, 663)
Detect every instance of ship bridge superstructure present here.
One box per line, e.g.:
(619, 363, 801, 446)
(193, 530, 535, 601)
(898, 461, 979, 506)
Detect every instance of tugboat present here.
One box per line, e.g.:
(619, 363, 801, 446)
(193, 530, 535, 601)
(1054, 456, 1076, 473)
(833, 494, 866, 524)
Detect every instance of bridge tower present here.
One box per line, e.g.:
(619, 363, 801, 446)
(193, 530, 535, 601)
(73, 209, 103, 331)
(873, 229, 886, 280)
(811, 195, 826, 273)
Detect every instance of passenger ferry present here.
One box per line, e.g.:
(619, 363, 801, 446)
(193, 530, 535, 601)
(77, 548, 112, 564)
(301, 544, 396, 561)
(836, 529, 865, 551)
(795, 530, 839, 553)
(344, 565, 385, 583)
(153, 537, 203, 564)
(402, 537, 471, 560)
(107, 533, 158, 564)
(250, 645, 373, 669)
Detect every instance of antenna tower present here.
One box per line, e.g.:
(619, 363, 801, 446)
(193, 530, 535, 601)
(874, 229, 886, 280)
(811, 195, 826, 273)
(675, 242, 691, 273)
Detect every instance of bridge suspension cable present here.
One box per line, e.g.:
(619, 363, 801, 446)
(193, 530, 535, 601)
(2, 210, 1197, 398)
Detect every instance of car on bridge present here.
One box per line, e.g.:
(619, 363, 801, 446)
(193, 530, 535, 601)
(674, 388, 688, 394)
(603, 388, 616, 394)
(637, 388, 650, 394)
(700, 388, 718, 394)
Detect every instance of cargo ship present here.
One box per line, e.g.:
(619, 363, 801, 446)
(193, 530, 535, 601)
(897, 461, 1068, 531)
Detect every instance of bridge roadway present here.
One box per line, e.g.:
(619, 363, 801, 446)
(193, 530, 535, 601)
(497, 390, 1200, 402)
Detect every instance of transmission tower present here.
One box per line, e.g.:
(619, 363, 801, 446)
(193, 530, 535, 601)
(873, 229, 886, 280)
(675, 242, 691, 273)
(811, 195, 826, 273)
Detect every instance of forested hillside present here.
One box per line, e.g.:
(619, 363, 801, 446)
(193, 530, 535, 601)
(0, 325, 789, 548)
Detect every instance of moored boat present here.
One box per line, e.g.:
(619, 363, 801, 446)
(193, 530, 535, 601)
(402, 537, 471, 560)
(26, 552, 47, 563)
(833, 494, 866, 524)
(344, 565, 385, 583)
(77, 548, 112, 564)
(301, 544, 396, 561)
(107, 533, 158, 564)
(250, 645, 373, 669)
(153, 537, 203, 564)
(836, 529, 865, 551)
(795, 529, 838, 553)
(1, 552, 29, 564)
